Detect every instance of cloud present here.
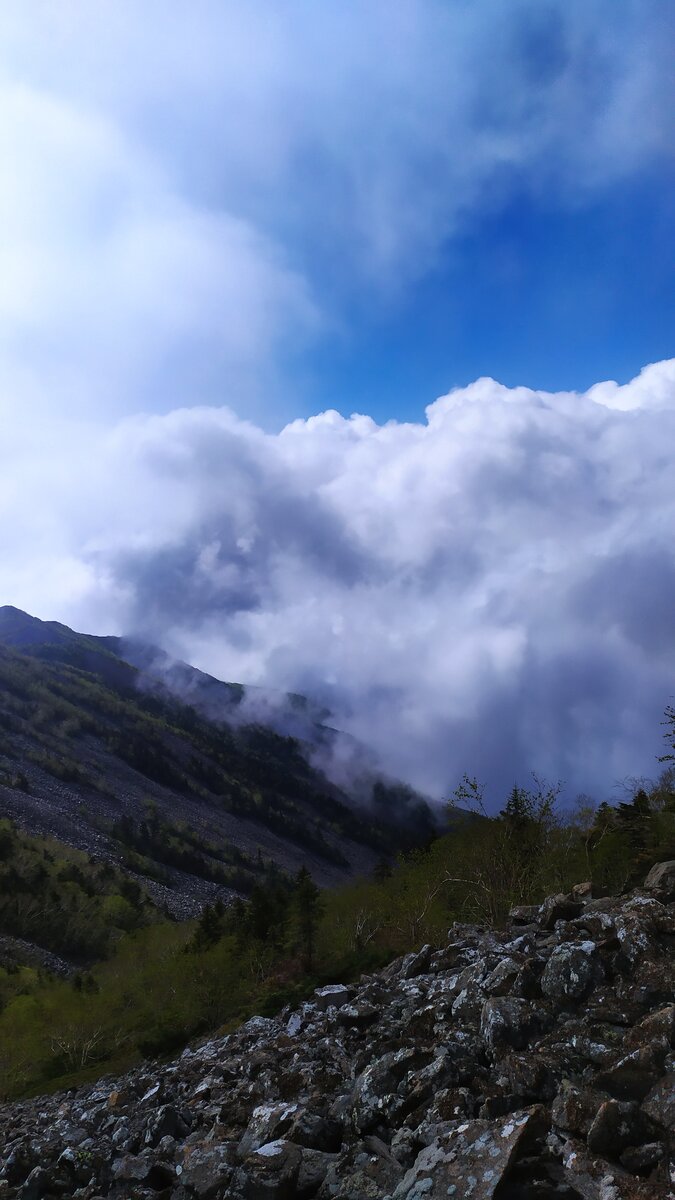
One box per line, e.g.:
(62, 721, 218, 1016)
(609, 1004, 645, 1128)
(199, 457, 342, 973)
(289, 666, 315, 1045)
(2, 360, 674, 806)
(0, 2, 672, 421)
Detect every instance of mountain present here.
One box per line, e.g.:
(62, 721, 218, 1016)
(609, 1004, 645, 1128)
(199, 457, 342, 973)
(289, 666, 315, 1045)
(0, 607, 436, 923)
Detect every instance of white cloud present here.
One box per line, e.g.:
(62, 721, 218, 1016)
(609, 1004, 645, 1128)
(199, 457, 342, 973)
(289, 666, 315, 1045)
(2, 361, 674, 805)
(0, 2, 672, 421)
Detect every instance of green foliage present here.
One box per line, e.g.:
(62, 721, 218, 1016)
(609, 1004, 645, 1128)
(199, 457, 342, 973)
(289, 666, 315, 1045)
(0, 821, 156, 962)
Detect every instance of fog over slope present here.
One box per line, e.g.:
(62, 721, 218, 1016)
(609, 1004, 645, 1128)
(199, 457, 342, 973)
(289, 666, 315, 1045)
(3, 360, 674, 805)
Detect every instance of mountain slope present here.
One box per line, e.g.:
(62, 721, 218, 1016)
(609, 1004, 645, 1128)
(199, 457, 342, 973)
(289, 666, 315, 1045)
(0, 608, 435, 925)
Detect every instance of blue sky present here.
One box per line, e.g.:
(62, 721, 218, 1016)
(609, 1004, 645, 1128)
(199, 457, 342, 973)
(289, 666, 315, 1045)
(306, 170, 674, 422)
(1, 2, 674, 803)
(0, 1, 672, 429)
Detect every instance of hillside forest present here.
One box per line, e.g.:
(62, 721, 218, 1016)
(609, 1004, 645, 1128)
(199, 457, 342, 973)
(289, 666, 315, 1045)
(0, 707, 673, 1102)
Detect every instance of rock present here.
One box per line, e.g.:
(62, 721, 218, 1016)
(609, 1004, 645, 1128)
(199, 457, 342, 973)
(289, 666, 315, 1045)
(641, 1071, 675, 1133)
(112, 1152, 154, 1182)
(238, 1102, 302, 1157)
(593, 1041, 668, 1101)
(539, 893, 583, 931)
(17, 1166, 55, 1199)
(179, 1144, 235, 1198)
(335, 1001, 380, 1029)
(551, 1082, 602, 1138)
(619, 1141, 665, 1175)
(317, 1140, 403, 1198)
(586, 1099, 647, 1158)
(480, 997, 545, 1052)
(504, 1053, 559, 1102)
(393, 1106, 547, 1199)
(540, 941, 602, 1003)
(240, 1139, 302, 1199)
(571, 882, 593, 901)
(399, 945, 433, 980)
(508, 905, 540, 926)
(145, 1101, 189, 1145)
(623, 1004, 675, 1050)
(296, 1148, 336, 1197)
(482, 958, 522, 997)
(314, 985, 351, 1012)
(643, 859, 675, 902)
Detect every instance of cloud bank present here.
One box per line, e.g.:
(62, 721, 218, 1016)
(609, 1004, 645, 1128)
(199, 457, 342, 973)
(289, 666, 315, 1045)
(4, 361, 675, 805)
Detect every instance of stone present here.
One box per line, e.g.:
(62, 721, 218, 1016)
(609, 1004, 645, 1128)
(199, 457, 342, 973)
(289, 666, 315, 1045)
(624, 1004, 675, 1050)
(540, 942, 602, 1003)
(179, 1145, 235, 1198)
(508, 905, 540, 925)
(480, 997, 546, 1052)
(643, 859, 675, 902)
(619, 1141, 665, 1175)
(112, 1153, 153, 1182)
(296, 1148, 337, 1197)
(314, 985, 351, 1012)
(16, 1166, 55, 1200)
(0, 883, 672, 1200)
(399, 945, 433, 980)
(335, 1001, 380, 1029)
(238, 1102, 302, 1158)
(641, 1071, 675, 1133)
(593, 1041, 668, 1102)
(482, 958, 521, 997)
(571, 882, 593, 901)
(241, 1139, 302, 1200)
(539, 893, 583, 931)
(393, 1106, 548, 1200)
(586, 1099, 646, 1158)
(551, 1082, 602, 1138)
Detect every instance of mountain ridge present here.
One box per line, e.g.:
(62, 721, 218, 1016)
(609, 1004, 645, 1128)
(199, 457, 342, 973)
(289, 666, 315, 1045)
(0, 607, 436, 932)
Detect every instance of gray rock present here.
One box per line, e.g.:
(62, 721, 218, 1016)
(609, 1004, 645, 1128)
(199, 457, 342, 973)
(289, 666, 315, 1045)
(538, 893, 583, 931)
(540, 942, 602, 1002)
(393, 1106, 547, 1199)
(643, 859, 675, 902)
(241, 1139, 302, 1200)
(178, 1144, 235, 1198)
(593, 1041, 668, 1102)
(314, 985, 351, 1012)
(641, 1071, 675, 1133)
(238, 1102, 303, 1158)
(480, 997, 543, 1051)
(586, 1099, 646, 1158)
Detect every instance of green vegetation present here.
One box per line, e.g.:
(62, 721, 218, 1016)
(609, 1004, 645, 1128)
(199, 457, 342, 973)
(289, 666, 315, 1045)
(0, 641, 419, 875)
(0, 767, 672, 1102)
(0, 820, 156, 964)
(107, 804, 286, 893)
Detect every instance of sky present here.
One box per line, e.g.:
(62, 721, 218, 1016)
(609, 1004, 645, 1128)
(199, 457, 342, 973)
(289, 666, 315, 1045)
(0, 1, 674, 806)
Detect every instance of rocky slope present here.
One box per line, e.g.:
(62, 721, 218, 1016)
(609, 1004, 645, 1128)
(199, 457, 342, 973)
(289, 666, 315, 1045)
(1, 864, 674, 1199)
(0, 608, 435, 923)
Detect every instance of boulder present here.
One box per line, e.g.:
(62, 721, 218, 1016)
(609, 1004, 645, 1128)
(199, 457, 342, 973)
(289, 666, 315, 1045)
(538, 893, 583, 931)
(393, 1106, 547, 1199)
(540, 942, 602, 1003)
(586, 1099, 649, 1158)
(593, 1041, 668, 1102)
(641, 1071, 675, 1133)
(480, 997, 543, 1051)
(643, 859, 675, 902)
(240, 1139, 302, 1200)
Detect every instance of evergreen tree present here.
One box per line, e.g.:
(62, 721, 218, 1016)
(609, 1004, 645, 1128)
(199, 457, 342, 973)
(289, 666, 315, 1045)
(293, 867, 323, 973)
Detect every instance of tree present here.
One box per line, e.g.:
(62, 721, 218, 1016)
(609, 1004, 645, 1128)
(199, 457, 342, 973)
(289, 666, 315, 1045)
(292, 867, 323, 973)
(660, 704, 675, 762)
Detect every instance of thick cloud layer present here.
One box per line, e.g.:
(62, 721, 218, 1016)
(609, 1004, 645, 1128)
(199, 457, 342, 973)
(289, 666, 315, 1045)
(3, 361, 674, 805)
